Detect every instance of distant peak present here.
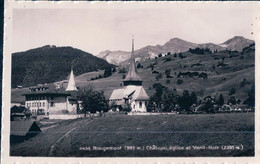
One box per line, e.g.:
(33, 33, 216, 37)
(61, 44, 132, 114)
(169, 37, 184, 41)
(232, 36, 246, 39)
(222, 36, 252, 45)
(41, 45, 56, 49)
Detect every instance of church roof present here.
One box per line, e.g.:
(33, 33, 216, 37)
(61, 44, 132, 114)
(123, 38, 142, 82)
(109, 89, 124, 100)
(109, 85, 149, 101)
(134, 87, 150, 101)
(125, 86, 149, 101)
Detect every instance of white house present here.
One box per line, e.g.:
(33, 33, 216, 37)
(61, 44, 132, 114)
(23, 69, 80, 119)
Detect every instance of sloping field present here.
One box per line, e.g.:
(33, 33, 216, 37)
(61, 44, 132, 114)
(11, 113, 254, 157)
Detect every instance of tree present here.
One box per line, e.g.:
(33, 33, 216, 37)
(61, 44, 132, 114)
(201, 96, 216, 113)
(243, 85, 255, 107)
(227, 96, 236, 105)
(229, 88, 236, 95)
(112, 67, 116, 72)
(118, 67, 127, 73)
(176, 79, 183, 85)
(137, 63, 142, 68)
(161, 89, 179, 112)
(79, 87, 109, 116)
(150, 63, 154, 71)
(122, 102, 131, 113)
(212, 64, 216, 71)
(240, 78, 250, 87)
(190, 91, 198, 105)
(165, 58, 172, 62)
(165, 69, 171, 77)
(104, 67, 112, 78)
(149, 83, 167, 111)
(217, 94, 224, 106)
(178, 90, 193, 112)
(155, 73, 163, 80)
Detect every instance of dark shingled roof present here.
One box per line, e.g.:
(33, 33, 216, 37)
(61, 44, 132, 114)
(23, 83, 71, 96)
(11, 121, 41, 136)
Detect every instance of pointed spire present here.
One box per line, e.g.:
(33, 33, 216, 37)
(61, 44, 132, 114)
(123, 36, 142, 86)
(66, 69, 78, 91)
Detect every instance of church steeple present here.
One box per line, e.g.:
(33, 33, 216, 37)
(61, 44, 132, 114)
(123, 36, 142, 86)
(66, 69, 78, 91)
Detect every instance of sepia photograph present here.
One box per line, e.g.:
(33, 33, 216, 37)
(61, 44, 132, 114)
(3, 2, 257, 160)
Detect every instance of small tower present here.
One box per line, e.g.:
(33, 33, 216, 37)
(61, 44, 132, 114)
(123, 36, 142, 86)
(66, 69, 77, 91)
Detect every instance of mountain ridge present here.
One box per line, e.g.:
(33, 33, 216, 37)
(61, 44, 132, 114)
(97, 36, 254, 65)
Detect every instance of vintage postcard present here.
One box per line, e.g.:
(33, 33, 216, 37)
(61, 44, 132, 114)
(2, 1, 260, 163)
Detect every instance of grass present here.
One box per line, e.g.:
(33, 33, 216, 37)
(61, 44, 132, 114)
(10, 113, 253, 157)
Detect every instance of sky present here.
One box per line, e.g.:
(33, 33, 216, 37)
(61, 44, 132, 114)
(12, 3, 255, 55)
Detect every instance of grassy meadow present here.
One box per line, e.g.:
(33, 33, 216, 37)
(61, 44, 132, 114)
(46, 113, 254, 157)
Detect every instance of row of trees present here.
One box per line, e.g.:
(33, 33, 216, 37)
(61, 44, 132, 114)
(90, 67, 116, 81)
(147, 83, 255, 113)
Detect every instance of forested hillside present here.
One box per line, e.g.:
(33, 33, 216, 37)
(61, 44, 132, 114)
(12, 45, 114, 88)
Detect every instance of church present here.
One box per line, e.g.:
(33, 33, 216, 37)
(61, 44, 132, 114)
(109, 38, 150, 112)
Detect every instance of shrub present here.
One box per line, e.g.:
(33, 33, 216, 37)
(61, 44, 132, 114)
(166, 79, 170, 84)
(227, 96, 237, 105)
(118, 67, 127, 73)
(229, 88, 236, 95)
(176, 79, 183, 85)
(155, 73, 163, 80)
(137, 63, 143, 68)
(240, 78, 250, 87)
(217, 94, 224, 106)
(165, 58, 172, 62)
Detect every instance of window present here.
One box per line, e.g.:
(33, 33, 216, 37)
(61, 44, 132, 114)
(50, 102, 54, 107)
(139, 102, 142, 108)
(133, 105, 135, 109)
(39, 102, 41, 107)
(43, 102, 45, 107)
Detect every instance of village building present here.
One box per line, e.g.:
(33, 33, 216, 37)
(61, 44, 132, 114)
(109, 38, 150, 112)
(23, 69, 80, 119)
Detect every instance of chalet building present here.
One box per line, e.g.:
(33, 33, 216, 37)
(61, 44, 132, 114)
(10, 121, 41, 143)
(23, 69, 79, 118)
(109, 38, 150, 112)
